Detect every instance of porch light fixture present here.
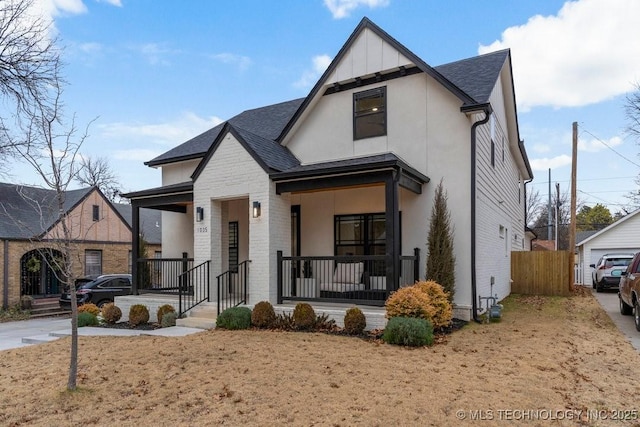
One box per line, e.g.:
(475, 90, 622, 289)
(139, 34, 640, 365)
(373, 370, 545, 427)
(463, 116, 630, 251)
(196, 206, 204, 222)
(252, 201, 261, 218)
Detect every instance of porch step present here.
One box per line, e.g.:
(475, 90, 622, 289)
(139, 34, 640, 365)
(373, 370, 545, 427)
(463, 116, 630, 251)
(29, 299, 71, 318)
(176, 304, 217, 330)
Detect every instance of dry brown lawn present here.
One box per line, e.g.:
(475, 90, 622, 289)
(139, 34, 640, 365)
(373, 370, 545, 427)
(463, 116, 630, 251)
(1, 291, 640, 426)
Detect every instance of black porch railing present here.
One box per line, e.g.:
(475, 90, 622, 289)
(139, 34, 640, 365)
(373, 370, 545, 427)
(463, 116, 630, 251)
(135, 254, 194, 294)
(217, 260, 250, 315)
(277, 248, 420, 306)
(178, 261, 210, 317)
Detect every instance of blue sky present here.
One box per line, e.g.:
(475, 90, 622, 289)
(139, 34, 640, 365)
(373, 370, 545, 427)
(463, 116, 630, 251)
(8, 0, 640, 215)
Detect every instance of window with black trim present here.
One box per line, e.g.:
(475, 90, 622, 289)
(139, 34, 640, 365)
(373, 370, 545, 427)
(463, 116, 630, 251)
(334, 213, 400, 275)
(491, 140, 495, 167)
(92, 204, 99, 221)
(354, 87, 386, 140)
(229, 221, 239, 273)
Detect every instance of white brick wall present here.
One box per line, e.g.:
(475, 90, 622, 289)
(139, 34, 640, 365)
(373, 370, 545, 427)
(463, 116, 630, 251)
(193, 132, 289, 306)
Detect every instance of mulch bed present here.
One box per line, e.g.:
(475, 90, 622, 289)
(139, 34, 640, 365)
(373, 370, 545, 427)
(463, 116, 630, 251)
(98, 321, 162, 330)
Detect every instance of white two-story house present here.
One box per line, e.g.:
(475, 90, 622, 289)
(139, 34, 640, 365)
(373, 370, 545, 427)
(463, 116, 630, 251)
(124, 17, 532, 321)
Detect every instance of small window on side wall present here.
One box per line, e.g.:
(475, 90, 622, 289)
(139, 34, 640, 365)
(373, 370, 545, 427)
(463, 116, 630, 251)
(92, 204, 99, 221)
(354, 87, 386, 140)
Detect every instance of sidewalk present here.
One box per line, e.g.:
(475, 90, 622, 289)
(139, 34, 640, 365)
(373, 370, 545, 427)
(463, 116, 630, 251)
(0, 317, 205, 352)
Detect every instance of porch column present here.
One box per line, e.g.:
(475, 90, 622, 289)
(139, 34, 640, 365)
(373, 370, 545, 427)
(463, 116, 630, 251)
(131, 203, 140, 295)
(385, 172, 400, 292)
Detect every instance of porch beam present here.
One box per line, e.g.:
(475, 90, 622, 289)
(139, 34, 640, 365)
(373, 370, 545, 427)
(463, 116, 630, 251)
(275, 171, 391, 194)
(128, 192, 192, 210)
(132, 203, 140, 295)
(398, 173, 422, 194)
(385, 172, 400, 292)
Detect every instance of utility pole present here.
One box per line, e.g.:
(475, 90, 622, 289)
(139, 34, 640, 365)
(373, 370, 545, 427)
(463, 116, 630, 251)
(555, 182, 561, 250)
(569, 122, 578, 290)
(548, 168, 552, 240)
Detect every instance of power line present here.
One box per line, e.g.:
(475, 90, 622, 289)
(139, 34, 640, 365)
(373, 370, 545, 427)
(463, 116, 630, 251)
(580, 126, 640, 169)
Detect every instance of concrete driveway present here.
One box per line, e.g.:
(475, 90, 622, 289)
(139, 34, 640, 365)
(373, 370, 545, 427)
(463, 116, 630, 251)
(591, 287, 640, 351)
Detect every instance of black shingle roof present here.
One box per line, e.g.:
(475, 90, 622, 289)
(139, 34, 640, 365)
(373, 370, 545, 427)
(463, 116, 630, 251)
(434, 49, 510, 104)
(0, 182, 161, 243)
(146, 98, 304, 167)
(0, 183, 92, 239)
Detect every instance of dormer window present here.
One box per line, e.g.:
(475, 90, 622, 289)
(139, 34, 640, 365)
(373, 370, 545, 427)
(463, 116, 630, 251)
(354, 86, 386, 140)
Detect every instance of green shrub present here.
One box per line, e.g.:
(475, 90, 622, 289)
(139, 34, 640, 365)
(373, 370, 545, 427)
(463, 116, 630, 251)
(292, 303, 316, 330)
(161, 311, 177, 328)
(251, 301, 276, 328)
(101, 303, 122, 324)
(343, 307, 366, 335)
(216, 307, 252, 330)
(78, 303, 100, 316)
(129, 304, 150, 326)
(77, 311, 99, 327)
(382, 317, 434, 347)
(156, 304, 176, 324)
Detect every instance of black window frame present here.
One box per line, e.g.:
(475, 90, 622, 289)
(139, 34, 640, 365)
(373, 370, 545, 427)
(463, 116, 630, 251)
(229, 221, 239, 273)
(334, 212, 400, 276)
(92, 204, 99, 221)
(353, 86, 387, 140)
(84, 249, 102, 276)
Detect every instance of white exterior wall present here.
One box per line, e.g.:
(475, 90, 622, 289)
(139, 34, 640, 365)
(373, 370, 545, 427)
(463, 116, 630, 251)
(578, 212, 640, 285)
(193, 133, 290, 305)
(159, 160, 200, 258)
(474, 70, 528, 308)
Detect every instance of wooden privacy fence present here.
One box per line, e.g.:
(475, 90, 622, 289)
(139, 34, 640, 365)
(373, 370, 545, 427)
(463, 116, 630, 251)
(511, 251, 572, 296)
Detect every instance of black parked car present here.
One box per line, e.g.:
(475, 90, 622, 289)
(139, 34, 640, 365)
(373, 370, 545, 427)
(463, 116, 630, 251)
(59, 274, 132, 309)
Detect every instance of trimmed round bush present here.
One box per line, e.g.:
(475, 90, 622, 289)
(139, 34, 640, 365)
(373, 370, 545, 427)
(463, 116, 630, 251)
(101, 303, 122, 324)
(382, 316, 434, 347)
(414, 280, 453, 329)
(77, 311, 99, 327)
(385, 286, 432, 319)
(161, 311, 177, 328)
(78, 303, 100, 316)
(216, 307, 252, 330)
(251, 301, 276, 328)
(343, 307, 366, 335)
(129, 304, 150, 326)
(292, 303, 316, 330)
(156, 304, 176, 324)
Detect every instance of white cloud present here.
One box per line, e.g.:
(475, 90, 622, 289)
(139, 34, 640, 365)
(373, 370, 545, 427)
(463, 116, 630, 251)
(323, 0, 389, 19)
(530, 154, 572, 171)
(96, 0, 122, 6)
(98, 112, 223, 147)
(131, 43, 179, 66)
(210, 53, 252, 71)
(578, 135, 623, 153)
(294, 54, 332, 89)
(479, 0, 640, 111)
(532, 144, 551, 154)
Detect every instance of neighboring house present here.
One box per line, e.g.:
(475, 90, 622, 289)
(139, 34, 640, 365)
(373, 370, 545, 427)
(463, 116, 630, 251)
(124, 18, 532, 321)
(532, 240, 555, 251)
(575, 210, 640, 286)
(0, 182, 161, 309)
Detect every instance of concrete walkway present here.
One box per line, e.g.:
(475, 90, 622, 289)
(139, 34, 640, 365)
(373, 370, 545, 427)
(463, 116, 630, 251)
(590, 287, 640, 352)
(0, 316, 204, 352)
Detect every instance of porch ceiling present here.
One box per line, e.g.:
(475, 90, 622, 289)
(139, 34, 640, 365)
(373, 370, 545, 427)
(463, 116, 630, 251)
(272, 153, 429, 195)
(122, 181, 193, 213)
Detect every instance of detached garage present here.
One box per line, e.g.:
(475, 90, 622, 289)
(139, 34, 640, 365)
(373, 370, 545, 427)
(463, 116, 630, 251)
(575, 209, 640, 286)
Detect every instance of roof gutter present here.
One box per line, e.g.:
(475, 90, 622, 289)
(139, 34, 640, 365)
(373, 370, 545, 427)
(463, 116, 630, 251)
(461, 102, 492, 323)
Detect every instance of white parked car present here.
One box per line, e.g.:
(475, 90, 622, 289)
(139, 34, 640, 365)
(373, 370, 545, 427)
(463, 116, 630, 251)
(590, 253, 634, 292)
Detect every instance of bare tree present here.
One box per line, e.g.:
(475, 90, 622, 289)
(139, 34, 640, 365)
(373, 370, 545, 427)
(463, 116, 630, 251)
(0, 0, 61, 173)
(626, 82, 640, 140)
(1, 83, 92, 391)
(75, 155, 123, 202)
(526, 188, 543, 227)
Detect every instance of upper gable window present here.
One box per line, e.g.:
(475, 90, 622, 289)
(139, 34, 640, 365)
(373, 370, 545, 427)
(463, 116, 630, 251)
(354, 87, 386, 140)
